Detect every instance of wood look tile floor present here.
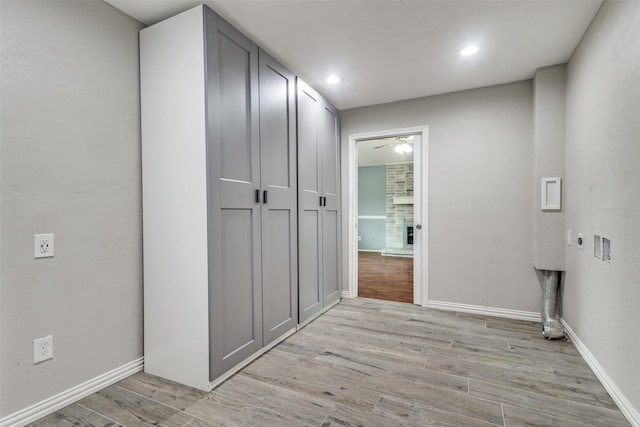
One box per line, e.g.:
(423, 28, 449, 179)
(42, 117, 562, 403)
(358, 252, 413, 303)
(30, 298, 630, 427)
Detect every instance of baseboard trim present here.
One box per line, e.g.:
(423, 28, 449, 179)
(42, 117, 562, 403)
(428, 300, 541, 322)
(561, 319, 640, 427)
(0, 357, 144, 427)
(341, 290, 352, 299)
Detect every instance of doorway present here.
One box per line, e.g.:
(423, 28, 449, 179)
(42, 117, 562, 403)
(357, 137, 415, 303)
(347, 126, 429, 306)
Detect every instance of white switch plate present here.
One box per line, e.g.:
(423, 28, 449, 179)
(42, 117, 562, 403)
(567, 229, 572, 246)
(34, 234, 54, 258)
(33, 335, 53, 364)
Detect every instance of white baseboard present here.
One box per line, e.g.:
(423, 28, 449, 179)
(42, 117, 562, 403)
(0, 357, 144, 427)
(428, 300, 541, 322)
(341, 290, 352, 299)
(561, 319, 639, 427)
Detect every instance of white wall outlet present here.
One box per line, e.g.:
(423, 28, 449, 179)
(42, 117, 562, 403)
(577, 233, 584, 250)
(34, 234, 54, 258)
(567, 229, 572, 246)
(33, 335, 53, 364)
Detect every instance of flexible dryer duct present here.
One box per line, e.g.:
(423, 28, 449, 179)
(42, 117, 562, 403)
(540, 270, 564, 339)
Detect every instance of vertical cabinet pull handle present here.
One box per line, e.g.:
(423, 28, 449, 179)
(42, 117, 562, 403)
(263, 190, 268, 204)
(319, 196, 323, 207)
(323, 196, 327, 207)
(255, 189, 261, 203)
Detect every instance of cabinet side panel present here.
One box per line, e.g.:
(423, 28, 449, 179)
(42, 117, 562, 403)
(140, 6, 210, 390)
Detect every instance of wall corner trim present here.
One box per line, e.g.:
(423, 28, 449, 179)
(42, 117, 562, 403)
(428, 300, 541, 322)
(0, 357, 144, 427)
(561, 319, 640, 427)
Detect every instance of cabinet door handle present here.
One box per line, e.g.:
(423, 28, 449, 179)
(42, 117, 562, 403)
(255, 189, 261, 204)
(263, 190, 268, 204)
(319, 196, 324, 207)
(323, 196, 327, 207)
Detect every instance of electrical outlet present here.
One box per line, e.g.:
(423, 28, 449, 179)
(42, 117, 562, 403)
(34, 234, 54, 258)
(33, 335, 53, 364)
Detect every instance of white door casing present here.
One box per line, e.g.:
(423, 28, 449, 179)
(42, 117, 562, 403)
(347, 126, 429, 306)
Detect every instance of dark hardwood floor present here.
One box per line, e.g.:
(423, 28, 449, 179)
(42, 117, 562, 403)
(358, 251, 413, 303)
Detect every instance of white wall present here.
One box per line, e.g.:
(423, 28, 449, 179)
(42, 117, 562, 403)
(0, 0, 143, 416)
(564, 0, 640, 416)
(341, 81, 540, 312)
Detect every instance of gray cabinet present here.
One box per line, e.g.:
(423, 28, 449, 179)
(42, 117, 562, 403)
(141, 5, 297, 390)
(297, 79, 341, 324)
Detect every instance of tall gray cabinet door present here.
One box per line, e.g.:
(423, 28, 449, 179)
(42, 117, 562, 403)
(297, 79, 323, 323)
(205, 10, 263, 380)
(320, 101, 341, 305)
(259, 50, 298, 344)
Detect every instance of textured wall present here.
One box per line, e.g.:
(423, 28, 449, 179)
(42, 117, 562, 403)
(564, 0, 640, 415)
(1, 0, 143, 416)
(341, 81, 538, 312)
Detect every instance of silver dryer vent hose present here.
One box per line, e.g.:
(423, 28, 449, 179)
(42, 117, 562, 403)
(541, 270, 564, 339)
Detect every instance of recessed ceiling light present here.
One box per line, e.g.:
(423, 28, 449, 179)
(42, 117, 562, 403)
(326, 75, 341, 85)
(460, 45, 479, 56)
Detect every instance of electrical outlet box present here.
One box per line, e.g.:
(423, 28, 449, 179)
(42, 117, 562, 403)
(594, 235, 602, 258)
(34, 234, 54, 258)
(33, 335, 53, 364)
(603, 238, 611, 262)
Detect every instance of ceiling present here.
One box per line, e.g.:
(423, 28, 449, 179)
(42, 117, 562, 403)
(358, 136, 416, 167)
(106, 0, 602, 110)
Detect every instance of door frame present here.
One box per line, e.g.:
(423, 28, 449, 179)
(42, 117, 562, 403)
(347, 126, 429, 306)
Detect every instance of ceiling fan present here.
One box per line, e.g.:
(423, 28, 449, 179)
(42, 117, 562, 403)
(373, 135, 414, 153)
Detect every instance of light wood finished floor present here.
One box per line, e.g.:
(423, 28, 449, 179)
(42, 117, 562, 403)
(358, 252, 413, 303)
(31, 298, 630, 426)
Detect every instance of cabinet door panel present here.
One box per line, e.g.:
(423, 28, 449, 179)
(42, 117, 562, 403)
(297, 79, 324, 323)
(320, 104, 339, 197)
(262, 209, 294, 339)
(218, 33, 254, 183)
(220, 209, 261, 363)
(260, 60, 291, 188)
(319, 101, 340, 306)
(297, 83, 320, 195)
(322, 209, 340, 304)
(300, 210, 322, 319)
(206, 10, 262, 380)
(259, 50, 298, 343)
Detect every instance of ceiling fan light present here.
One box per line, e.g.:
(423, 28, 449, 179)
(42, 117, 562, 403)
(404, 144, 413, 153)
(460, 45, 479, 56)
(394, 144, 405, 154)
(326, 75, 341, 84)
